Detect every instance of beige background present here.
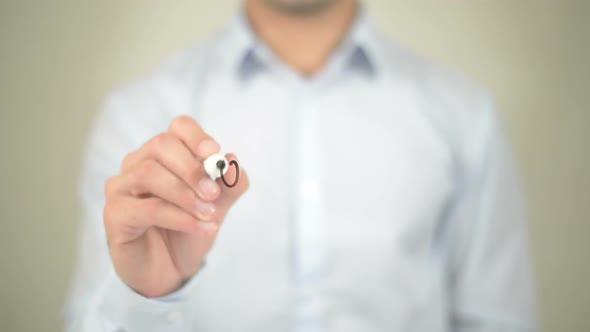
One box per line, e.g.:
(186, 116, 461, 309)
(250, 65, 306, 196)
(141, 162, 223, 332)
(1, 1, 589, 331)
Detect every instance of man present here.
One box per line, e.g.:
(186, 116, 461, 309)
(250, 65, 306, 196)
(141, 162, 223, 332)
(65, 0, 536, 331)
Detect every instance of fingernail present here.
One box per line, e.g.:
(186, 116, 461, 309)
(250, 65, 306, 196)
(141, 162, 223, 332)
(198, 177, 220, 197)
(195, 200, 216, 219)
(197, 139, 220, 158)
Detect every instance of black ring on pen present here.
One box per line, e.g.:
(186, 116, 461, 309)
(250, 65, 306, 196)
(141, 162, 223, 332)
(216, 159, 239, 188)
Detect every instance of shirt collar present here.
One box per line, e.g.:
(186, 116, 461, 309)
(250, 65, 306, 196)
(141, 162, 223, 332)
(224, 6, 381, 80)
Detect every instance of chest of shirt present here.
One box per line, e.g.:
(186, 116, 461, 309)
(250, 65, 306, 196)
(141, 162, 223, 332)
(196, 75, 453, 253)
(186, 76, 453, 329)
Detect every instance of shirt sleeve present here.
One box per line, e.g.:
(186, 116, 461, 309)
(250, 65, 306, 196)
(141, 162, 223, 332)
(63, 94, 198, 332)
(446, 100, 537, 331)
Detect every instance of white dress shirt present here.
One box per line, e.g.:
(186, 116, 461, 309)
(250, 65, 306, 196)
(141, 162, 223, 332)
(65, 9, 536, 332)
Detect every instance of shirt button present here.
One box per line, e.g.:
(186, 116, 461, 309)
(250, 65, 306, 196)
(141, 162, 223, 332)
(167, 311, 183, 323)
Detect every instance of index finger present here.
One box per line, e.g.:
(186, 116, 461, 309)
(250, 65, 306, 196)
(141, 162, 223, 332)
(168, 115, 220, 160)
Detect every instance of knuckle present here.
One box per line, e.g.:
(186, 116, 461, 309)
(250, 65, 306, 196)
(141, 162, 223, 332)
(150, 134, 171, 153)
(104, 176, 118, 197)
(169, 115, 194, 132)
(136, 159, 159, 179)
(121, 152, 136, 171)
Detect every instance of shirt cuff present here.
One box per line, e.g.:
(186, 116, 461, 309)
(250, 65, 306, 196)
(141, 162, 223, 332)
(97, 270, 199, 331)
